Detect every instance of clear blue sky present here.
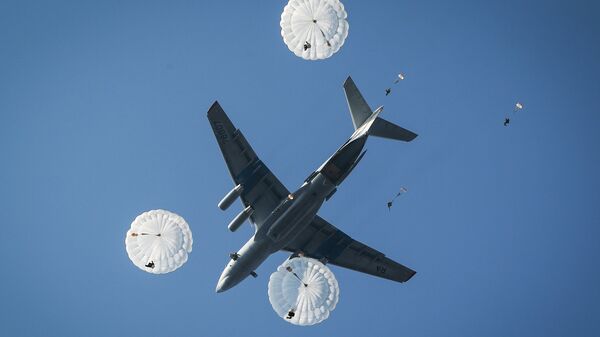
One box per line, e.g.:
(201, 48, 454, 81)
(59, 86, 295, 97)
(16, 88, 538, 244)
(1, 1, 599, 336)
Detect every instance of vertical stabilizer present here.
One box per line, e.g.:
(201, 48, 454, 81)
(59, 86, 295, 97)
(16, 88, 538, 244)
(343, 76, 373, 130)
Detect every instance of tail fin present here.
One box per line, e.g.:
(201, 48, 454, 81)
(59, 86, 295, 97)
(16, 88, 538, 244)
(370, 117, 418, 142)
(343, 76, 418, 142)
(344, 76, 372, 129)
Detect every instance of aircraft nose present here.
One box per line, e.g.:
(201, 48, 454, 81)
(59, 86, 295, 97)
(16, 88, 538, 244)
(216, 275, 230, 293)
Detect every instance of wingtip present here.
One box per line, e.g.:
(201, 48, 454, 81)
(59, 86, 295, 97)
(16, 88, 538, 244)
(207, 100, 221, 116)
(343, 75, 353, 87)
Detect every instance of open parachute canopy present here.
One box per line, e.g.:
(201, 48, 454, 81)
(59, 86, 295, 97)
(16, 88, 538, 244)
(394, 73, 406, 83)
(280, 0, 349, 60)
(268, 257, 340, 326)
(125, 209, 193, 274)
(515, 102, 524, 111)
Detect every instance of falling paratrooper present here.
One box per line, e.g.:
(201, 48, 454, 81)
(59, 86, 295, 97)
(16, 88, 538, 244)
(387, 187, 408, 211)
(386, 72, 406, 96)
(504, 101, 524, 127)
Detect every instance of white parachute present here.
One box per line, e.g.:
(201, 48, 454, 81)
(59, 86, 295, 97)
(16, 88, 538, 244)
(125, 209, 193, 274)
(514, 102, 524, 111)
(268, 257, 340, 326)
(394, 73, 405, 83)
(280, 0, 349, 60)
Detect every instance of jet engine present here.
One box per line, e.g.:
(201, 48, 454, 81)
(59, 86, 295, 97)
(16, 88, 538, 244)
(218, 184, 243, 210)
(228, 206, 253, 232)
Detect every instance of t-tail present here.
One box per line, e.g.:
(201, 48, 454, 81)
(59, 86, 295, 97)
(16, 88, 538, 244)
(343, 76, 417, 141)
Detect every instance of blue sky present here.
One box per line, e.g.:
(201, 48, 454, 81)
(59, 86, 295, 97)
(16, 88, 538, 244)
(1, 0, 599, 336)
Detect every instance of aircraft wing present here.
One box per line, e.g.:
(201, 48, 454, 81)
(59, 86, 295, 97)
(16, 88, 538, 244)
(207, 101, 289, 228)
(283, 215, 416, 283)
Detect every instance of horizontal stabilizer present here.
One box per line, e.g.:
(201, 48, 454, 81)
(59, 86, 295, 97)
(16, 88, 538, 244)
(370, 117, 418, 142)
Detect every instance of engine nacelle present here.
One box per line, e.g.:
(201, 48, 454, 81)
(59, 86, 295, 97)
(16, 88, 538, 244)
(218, 184, 244, 211)
(228, 206, 254, 232)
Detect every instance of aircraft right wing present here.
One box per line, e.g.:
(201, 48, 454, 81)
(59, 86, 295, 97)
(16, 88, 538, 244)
(207, 101, 290, 228)
(283, 215, 416, 283)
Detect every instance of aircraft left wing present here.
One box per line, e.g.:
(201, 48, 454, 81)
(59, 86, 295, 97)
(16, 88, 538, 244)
(207, 101, 289, 228)
(283, 215, 416, 283)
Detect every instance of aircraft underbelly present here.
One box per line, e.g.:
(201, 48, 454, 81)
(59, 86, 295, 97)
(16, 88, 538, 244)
(321, 136, 366, 185)
(267, 197, 322, 248)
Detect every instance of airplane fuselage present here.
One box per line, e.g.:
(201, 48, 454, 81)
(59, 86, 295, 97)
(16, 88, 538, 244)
(216, 134, 369, 292)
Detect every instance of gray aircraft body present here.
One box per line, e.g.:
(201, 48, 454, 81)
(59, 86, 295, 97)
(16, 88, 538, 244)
(209, 76, 418, 293)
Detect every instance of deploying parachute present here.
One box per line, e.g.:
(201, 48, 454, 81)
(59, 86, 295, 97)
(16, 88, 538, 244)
(268, 257, 340, 326)
(505, 101, 524, 126)
(387, 187, 408, 211)
(514, 102, 524, 111)
(394, 73, 405, 83)
(125, 209, 193, 274)
(280, 0, 349, 60)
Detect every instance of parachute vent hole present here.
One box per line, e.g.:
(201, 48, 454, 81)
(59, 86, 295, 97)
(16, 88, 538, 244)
(313, 19, 316, 23)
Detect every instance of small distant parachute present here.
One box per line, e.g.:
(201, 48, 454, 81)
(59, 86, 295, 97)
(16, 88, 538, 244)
(387, 187, 408, 211)
(280, 0, 349, 60)
(125, 209, 193, 274)
(514, 102, 524, 111)
(394, 73, 405, 83)
(268, 257, 340, 326)
(397, 186, 408, 196)
(505, 102, 524, 126)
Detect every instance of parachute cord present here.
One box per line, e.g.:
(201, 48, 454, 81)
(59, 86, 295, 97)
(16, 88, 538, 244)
(288, 286, 307, 320)
(294, 272, 308, 287)
(287, 267, 308, 287)
(139, 232, 161, 237)
(318, 27, 331, 47)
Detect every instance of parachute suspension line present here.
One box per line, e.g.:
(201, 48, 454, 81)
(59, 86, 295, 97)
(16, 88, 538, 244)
(395, 187, 408, 199)
(284, 266, 303, 320)
(309, 24, 317, 56)
(302, 23, 314, 54)
(130, 232, 161, 237)
(147, 234, 163, 269)
(318, 27, 332, 47)
(504, 102, 522, 126)
(286, 266, 308, 287)
(387, 187, 408, 211)
(285, 282, 307, 320)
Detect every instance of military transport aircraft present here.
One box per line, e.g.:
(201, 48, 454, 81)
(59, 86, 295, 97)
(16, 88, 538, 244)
(209, 76, 418, 293)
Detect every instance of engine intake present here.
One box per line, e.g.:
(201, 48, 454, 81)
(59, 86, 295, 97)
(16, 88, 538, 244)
(228, 206, 253, 232)
(218, 184, 243, 210)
